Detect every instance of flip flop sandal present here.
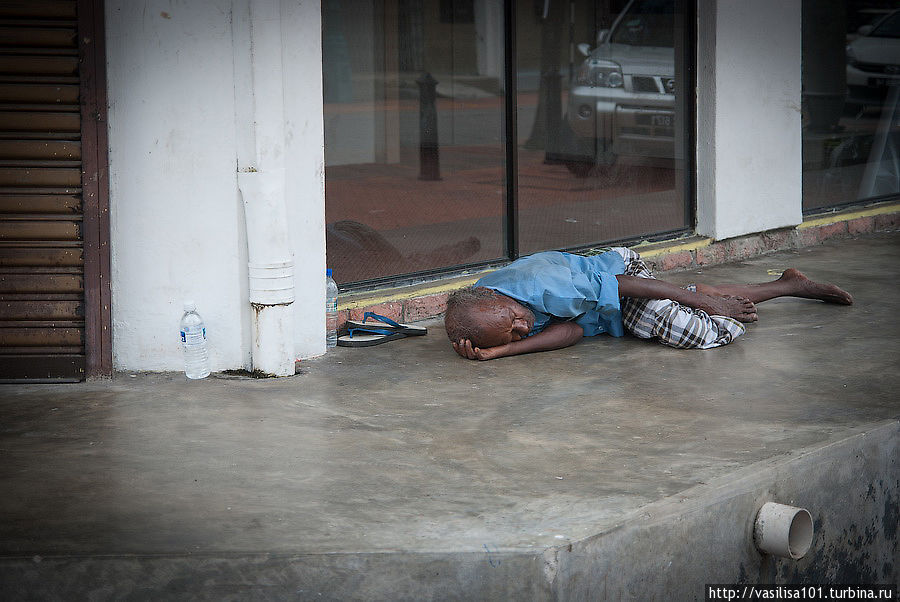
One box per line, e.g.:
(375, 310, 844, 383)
(345, 311, 427, 336)
(337, 327, 408, 347)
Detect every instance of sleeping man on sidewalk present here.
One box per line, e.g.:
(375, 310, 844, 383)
(444, 248, 853, 360)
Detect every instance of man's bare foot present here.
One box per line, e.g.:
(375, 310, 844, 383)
(779, 268, 853, 305)
(699, 295, 758, 322)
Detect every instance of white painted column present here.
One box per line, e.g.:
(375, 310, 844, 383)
(282, 0, 327, 359)
(696, 0, 803, 240)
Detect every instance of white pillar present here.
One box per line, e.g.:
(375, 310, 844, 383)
(696, 0, 803, 240)
(282, 0, 327, 359)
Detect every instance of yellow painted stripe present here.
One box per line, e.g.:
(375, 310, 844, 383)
(339, 275, 486, 310)
(797, 202, 900, 229)
(634, 237, 712, 258)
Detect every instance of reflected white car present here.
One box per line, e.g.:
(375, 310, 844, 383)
(565, 0, 676, 174)
(845, 9, 900, 110)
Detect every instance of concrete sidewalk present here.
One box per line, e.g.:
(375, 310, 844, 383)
(1, 233, 898, 600)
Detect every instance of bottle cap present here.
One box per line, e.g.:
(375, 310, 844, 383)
(183, 300, 196, 312)
(326, 268, 333, 277)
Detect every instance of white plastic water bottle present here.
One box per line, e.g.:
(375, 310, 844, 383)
(180, 301, 210, 379)
(325, 269, 338, 348)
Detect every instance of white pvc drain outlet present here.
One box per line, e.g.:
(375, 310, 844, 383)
(754, 502, 814, 560)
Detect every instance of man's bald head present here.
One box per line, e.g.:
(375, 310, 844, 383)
(444, 287, 534, 348)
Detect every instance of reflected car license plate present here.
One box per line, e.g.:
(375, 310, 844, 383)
(650, 114, 673, 127)
(869, 77, 898, 88)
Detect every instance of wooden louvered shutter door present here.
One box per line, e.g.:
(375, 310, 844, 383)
(0, 0, 90, 381)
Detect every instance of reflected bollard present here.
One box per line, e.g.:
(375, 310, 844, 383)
(417, 72, 441, 181)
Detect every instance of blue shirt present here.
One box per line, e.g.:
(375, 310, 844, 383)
(475, 251, 626, 338)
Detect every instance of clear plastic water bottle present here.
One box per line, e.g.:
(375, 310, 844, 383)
(180, 300, 210, 379)
(325, 269, 338, 348)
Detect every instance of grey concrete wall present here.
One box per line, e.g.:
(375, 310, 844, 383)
(551, 421, 898, 600)
(2, 422, 895, 600)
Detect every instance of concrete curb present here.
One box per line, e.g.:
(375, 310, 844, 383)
(337, 202, 900, 331)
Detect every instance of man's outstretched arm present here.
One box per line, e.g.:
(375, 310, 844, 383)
(615, 275, 758, 322)
(452, 322, 584, 361)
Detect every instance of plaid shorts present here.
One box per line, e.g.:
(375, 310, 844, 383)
(611, 247, 745, 349)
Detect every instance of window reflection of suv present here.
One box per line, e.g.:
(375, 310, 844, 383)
(845, 9, 900, 112)
(565, 0, 676, 175)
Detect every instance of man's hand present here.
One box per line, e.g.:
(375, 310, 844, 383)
(452, 339, 510, 361)
(697, 294, 758, 322)
(451, 322, 583, 361)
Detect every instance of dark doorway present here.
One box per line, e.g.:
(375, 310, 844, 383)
(0, 0, 110, 381)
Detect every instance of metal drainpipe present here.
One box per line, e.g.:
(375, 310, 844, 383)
(234, 0, 295, 377)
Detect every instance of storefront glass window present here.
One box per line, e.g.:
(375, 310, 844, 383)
(322, 0, 506, 285)
(802, 1, 900, 212)
(515, 0, 691, 254)
(322, 0, 693, 286)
